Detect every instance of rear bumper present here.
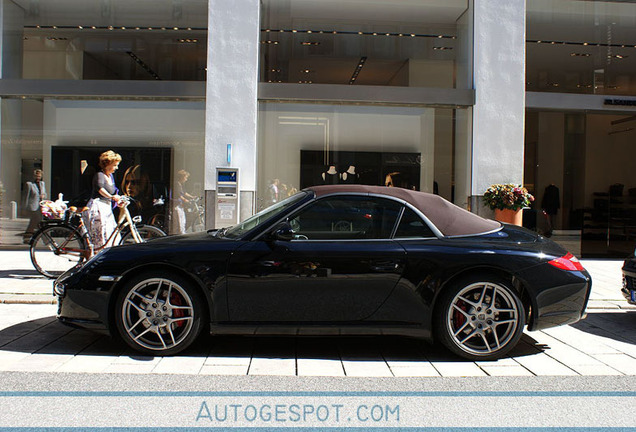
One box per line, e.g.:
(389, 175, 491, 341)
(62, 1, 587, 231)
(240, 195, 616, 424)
(516, 265, 592, 331)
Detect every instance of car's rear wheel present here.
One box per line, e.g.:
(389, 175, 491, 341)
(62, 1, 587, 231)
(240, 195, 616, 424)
(434, 276, 525, 360)
(115, 272, 205, 355)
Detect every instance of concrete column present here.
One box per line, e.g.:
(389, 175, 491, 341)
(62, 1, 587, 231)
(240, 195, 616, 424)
(470, 0, 526, 214)
(205, 0, 260, 227)
(0, 0, 24, 217)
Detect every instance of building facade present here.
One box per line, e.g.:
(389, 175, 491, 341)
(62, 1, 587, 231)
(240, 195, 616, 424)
(1, 0, 635, 257)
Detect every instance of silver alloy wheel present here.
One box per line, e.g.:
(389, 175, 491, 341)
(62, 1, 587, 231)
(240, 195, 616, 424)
(446, 281, 519, 356)
(121, 278, 195, 351)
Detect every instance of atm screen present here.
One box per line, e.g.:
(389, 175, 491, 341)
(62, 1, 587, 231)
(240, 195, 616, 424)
(217, 171, 237, 183)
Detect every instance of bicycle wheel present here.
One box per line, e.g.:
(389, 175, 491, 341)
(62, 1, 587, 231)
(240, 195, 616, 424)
(30, 225, 86, 278)
(119, 224, 167, 245)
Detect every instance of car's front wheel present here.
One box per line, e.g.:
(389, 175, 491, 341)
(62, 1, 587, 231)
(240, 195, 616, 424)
(115, 272, 205, 355)
(434, 276, 525, 360)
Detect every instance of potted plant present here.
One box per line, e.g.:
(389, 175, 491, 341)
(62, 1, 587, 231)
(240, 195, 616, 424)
(483, 183, 534, 226)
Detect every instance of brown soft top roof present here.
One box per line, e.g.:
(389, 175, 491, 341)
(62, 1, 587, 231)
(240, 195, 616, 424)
(306, 185, 501, 237)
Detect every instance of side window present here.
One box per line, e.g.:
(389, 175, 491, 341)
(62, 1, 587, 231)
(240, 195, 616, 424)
(394, 207, 436, 238)
(289, 196, 401, 240)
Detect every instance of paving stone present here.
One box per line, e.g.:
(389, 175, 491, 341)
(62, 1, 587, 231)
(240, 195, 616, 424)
(296, 358, 345, 376)
(389, 364, 441, 377)
(152, 356, 206, 374)
(567, 364, 624, 376)
(102, 363, 159, 374)
(512, 350, 579, 376)
(113, 351, 163, 365)
(55, 355, 117, 374)
(429, 361, 488, 377)
(530, 330, 609, 368)
(591, 353, 636, 375)
(248, 338, 296, 376)
(480, 365, 534, 376)
(249, 357, 296, 376)
(199, 365, 248, 375)
(0, 350, 34, 371)
(295, 338, 344, 376)
(543, 323, 622, 355)
(341, 360, 393, 377)
(8, 353, 75, 372)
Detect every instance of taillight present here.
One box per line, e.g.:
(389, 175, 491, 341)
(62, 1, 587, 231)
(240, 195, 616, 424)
(548, 252, 585, 271)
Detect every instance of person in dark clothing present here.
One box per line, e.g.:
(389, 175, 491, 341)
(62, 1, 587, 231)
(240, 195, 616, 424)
(23, 169, 47, 243)
(541, 184, 560, 237)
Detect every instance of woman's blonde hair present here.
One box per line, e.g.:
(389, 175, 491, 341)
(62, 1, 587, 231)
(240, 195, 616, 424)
(177, 169, 190, 181)
(99, 150, 122, 169)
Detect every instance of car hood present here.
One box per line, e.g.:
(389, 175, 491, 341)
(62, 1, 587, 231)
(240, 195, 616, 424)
(98, 230, 238, 261)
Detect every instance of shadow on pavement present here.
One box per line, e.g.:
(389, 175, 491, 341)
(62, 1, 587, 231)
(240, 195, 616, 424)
(0, 269, 46, 279)
(570, 311, 636, 345)
(0, 315, 545, 364)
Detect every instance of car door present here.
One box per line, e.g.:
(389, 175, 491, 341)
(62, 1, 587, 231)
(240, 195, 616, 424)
(226, 195, 406, 322)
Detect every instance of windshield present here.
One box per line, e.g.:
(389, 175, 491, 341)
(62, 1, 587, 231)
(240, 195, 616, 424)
(222, 191, 310, 239)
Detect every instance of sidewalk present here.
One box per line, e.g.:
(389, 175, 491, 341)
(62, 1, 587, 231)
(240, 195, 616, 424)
(0, 248, 633, 309)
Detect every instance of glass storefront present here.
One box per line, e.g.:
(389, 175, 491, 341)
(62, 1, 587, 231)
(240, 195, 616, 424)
(259, 0, 470, 87)
(527, 0, 636, 95)
(257, 102, 462, 211)
(0, 0, 207, 245)
(21, 0, 207, 81)
(524, 110, 636, 257)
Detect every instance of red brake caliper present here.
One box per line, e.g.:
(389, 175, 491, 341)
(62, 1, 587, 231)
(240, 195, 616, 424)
(170, 292, 185, 328)
(453, 300, 467, 332)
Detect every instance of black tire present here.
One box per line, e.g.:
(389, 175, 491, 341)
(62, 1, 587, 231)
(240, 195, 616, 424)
(119, 225, 167, 245)
(30, 225, 86, 279)
(114, 272, 205, 355)
(149, 214, 166, 233)
(433, 275, 525, 360)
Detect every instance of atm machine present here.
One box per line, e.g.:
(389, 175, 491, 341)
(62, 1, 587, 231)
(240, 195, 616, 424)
(214, 167, 239, 229)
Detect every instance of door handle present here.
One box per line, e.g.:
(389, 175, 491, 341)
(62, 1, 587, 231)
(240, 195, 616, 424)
(370, 260, 402, 272)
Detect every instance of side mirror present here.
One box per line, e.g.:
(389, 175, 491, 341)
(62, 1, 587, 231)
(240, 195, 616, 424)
(270, 221, 294, 241)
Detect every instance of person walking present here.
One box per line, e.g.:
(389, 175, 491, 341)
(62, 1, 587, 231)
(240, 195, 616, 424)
(24, 169, 47, 243)
(84, 150, 122, 251)
(172, 169, 195, 234)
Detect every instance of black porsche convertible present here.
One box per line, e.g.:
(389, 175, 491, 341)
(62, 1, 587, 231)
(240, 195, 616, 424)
(54, 185, 591, 360)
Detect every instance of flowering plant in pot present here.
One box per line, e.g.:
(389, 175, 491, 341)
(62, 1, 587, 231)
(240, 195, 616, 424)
(483, 184, 534, 225)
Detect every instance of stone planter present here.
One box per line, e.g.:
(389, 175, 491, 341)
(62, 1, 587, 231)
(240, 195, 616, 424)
(494, 208, 523, 226)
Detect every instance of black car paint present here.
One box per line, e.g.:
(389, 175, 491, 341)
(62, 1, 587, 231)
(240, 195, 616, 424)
(622, 255, 636, 304)
(56, 191, 591, 342)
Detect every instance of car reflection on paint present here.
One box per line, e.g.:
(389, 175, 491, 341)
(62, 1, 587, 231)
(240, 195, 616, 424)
(54, 185, 592, 360)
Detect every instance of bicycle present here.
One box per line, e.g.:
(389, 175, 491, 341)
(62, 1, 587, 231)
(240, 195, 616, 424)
(186, 196, 205, 232)
(30, 196, 167, 279)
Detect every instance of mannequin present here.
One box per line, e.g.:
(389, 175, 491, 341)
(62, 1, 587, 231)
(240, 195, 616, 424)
(321, 165, 339, 185)
(341, 165, 359, 184)
(541, 183, 560, 237)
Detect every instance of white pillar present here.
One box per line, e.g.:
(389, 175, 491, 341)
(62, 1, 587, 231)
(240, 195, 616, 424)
(0, 0, 24, 217)
(205, 0, 260, 225)
(471, 0, 526, 212)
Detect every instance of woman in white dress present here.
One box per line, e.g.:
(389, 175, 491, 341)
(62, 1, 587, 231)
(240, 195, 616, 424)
(84, 151, 122, 251)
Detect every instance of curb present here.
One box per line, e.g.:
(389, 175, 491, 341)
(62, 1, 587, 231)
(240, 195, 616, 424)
(0, 295, 57, 305)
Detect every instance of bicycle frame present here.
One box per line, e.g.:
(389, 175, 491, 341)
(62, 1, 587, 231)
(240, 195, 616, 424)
(41, 199, 143, 259)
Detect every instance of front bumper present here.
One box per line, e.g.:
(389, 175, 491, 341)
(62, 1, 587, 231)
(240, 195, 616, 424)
(621, 259, 636, 305)
(54, 266, 116, 336)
